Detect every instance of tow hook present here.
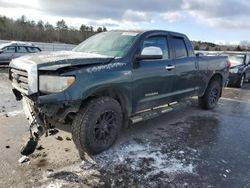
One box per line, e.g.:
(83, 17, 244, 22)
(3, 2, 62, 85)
(20, 112, 48, 156)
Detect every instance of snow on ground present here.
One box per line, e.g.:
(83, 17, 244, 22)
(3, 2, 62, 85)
(95, 142, 195, 175)
(6, 110, 24, 117)
(43, 137, 198, 187)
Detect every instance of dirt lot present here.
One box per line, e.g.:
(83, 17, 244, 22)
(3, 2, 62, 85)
(1, 67, 250, 188)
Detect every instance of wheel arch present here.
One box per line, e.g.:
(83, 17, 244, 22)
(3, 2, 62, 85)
(199, 73, 223, 97)
(207, 73, 223, 97)
(82, 87, 132, 119)
(210, 73, 223, 85)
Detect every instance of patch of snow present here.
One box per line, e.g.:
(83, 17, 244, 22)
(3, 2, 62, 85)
(41, 181, 66, 188)
(7, 110, 24, 117)
(42, 141, 197, 187)
(179, 150, 185, 154)
(95, 142, 195, 176)
(160, 158, 194, 174)
(18, 156, 30, 163)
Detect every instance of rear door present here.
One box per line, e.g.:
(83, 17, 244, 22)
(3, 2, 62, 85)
(169, 36, 199, 98)
(132, 35, 175, 112)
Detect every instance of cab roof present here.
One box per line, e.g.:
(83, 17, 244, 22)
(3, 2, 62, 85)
(110, 29, 187, 38)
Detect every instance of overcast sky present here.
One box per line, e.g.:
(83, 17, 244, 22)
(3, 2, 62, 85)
(0, 0, 249, 44)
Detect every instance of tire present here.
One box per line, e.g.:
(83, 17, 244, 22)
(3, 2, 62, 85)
(236, 74, 245, 88)
(71, 97, 122, 158)
(199, 79, 222, 110)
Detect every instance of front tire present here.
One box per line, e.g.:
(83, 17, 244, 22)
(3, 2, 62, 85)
(72, 97, 122, 158)
(199, 79, 222, 110)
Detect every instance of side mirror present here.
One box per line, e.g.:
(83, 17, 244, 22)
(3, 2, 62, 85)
(136, 47, 163, 60)
(0, 50, 3, 54)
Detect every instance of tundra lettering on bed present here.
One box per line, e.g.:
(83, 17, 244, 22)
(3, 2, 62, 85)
(9, 30, 229, 158)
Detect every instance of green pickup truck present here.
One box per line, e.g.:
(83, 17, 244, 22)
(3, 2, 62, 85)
(9, 30, 229, 158)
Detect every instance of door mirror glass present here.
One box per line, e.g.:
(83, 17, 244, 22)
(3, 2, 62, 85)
(137, 47, 163, 60)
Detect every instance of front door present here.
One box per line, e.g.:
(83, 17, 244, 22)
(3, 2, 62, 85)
(0, 46, 15, 64)
(132, 36, 175, 112)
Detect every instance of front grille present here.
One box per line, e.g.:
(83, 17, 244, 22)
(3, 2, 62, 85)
(10, 68, 28, 91)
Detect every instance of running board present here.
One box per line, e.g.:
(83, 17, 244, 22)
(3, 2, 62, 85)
(130, 101, 187, 124)
(130, 103, 180, 124)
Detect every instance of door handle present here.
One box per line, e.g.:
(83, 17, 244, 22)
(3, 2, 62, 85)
(165, 65, 175, 71)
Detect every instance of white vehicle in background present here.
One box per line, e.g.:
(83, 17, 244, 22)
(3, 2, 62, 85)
(0, 42, 41, 65)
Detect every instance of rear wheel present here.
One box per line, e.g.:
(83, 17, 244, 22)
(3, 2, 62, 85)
(236, 74, 245, 88)
(199, 79, 222, 110)
(71, 97, 122, 158)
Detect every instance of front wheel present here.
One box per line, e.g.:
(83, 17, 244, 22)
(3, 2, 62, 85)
(199, 79, 222, 110)
(71, 97, 122, 158)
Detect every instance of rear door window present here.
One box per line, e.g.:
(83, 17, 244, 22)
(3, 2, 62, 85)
(16, 46, 28, 53)
(27, 47, 40, 53)
(172, 37, 188, 59)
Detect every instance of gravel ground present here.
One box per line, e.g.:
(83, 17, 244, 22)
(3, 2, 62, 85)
(1, 67, 250, 188)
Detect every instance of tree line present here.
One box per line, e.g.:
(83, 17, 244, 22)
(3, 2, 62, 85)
(0, 15, 107, 44)
(193, 41, 250, 51)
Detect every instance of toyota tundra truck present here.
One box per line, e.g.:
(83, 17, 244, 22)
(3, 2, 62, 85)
(9, 30, 229, 158)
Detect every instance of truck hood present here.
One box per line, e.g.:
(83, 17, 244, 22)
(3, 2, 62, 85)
(13, 51, 114, 71)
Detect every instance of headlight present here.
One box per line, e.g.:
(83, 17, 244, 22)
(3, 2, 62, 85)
(39, 75, 75, 94)
(229, 68, 238, 74)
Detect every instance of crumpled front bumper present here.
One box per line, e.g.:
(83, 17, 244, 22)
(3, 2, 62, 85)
(22, 97, 44, 127)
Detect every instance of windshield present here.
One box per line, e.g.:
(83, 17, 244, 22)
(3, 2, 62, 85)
(73, 31, 138, 57)
(222, 54, 245, 67)
(0, 44, 9, 50)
